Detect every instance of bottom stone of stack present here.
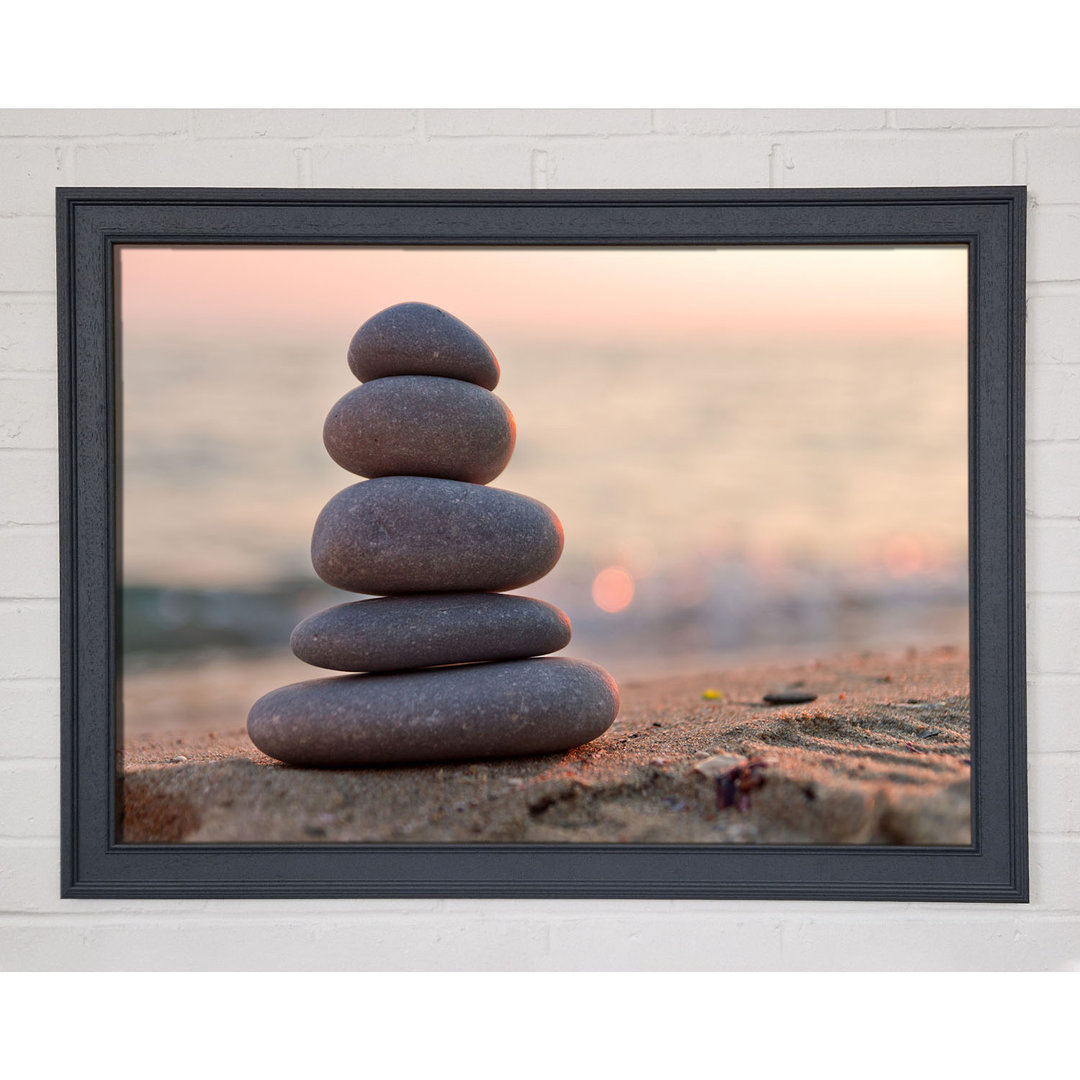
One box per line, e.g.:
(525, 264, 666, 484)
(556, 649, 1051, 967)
(247, 657, 620, 767)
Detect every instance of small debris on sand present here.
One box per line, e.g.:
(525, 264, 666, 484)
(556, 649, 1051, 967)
(763, 688, 818, 706)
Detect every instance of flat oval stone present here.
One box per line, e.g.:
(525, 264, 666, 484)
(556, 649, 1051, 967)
(247, 657, 620, 766)
(348, 302, 500, 390)
(291, 593, 571, 672)
(323, 375, 515, 484)
(311, 476, 564, 594)
(763, 689, 818, 705)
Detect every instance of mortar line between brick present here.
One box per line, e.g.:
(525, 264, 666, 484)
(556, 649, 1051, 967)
(296, 146, 312, 187)
(0, 910, 1076, 927)
(186, 131, 423, 144)
(1016, 594, 1080, 601)
(880, 118, 1080, 131)
(1013, 132, 1029, 186)
(457, 127, 1027, 140)
(0, 130, 191, 142)
(424, 128, 664, 140)
(768, 144, 783, 187)
(530, 149, 549, 190)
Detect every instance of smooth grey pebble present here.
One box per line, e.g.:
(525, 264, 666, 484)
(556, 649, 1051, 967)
(247, 657, 620, 767)
(291, 592, 571, 672)
(311, 475, 563, 594)
(347, 301, 500, 389)
(323, 375, 515, 484)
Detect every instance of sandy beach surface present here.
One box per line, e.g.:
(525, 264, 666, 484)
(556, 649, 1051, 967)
(121, 645, 970, 845)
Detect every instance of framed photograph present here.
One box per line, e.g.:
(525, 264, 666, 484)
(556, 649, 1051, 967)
(58, 186, 1027, 899)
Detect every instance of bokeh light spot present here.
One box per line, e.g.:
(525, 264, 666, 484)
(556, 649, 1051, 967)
(592, 565, 636, 613)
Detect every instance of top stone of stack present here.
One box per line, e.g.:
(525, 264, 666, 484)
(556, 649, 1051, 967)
(347, 301, 500, 390)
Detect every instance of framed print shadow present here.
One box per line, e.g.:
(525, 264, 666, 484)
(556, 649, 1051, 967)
(57, 186, 1027, 899)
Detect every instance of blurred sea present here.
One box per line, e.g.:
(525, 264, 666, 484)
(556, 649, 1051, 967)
(121, 328, 969, 676)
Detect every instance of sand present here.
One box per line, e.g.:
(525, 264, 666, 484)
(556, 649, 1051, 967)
(121, 645, 970, 845)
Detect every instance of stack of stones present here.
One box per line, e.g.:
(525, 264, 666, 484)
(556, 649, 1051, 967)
(247, 302, 620, 767)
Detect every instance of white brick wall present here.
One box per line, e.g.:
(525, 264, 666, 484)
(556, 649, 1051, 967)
(1, 108, 1077, 971)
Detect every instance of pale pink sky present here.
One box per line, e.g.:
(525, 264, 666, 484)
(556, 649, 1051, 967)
(119, 245, 967, 348)
(119, 242, 969, 590)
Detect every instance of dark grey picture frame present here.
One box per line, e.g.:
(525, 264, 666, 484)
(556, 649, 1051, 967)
(57, 186, 1027, 900)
